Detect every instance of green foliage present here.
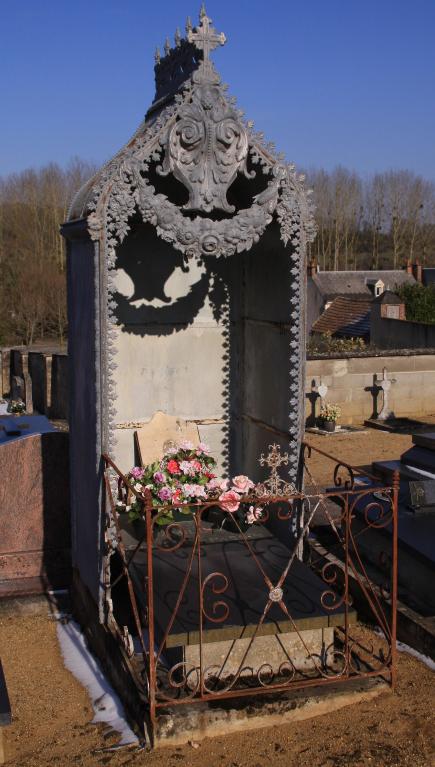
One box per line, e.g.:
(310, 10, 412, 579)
(307, 331, 367, 355)
(396, 283, 435, 324)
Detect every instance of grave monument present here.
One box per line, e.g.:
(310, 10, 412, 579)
(60, 7, 385, 743)
(62, 5, 315, 619)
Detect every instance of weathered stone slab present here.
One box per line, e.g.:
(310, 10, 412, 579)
(0, 429, 70, 595)
(50, 353, 69, 419)
(28, 352, 49, 414)
(184, 627, 334, 681)
(0, 349, 11, 398)
(130, 526, 354, 648)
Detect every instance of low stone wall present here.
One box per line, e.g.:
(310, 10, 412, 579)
(306, 352, 435, 425)
(3, 347, 435, 427)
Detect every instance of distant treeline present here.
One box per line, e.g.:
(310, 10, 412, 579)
(307, 167, 435, 271)
(0, 161, 434, 345)
(0, 159, 96, 346)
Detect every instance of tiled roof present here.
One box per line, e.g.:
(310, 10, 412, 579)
(311, 270, 416, 300)
(311, 296, 372, 339)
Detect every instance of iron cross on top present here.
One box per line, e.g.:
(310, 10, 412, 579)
(187, 4, 226, 62)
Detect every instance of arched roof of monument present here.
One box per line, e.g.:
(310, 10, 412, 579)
(68, 5, 316, 260)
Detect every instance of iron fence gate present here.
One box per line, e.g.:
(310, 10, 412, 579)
(102, 443, 398, 743)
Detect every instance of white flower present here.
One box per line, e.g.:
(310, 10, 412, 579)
(179, 439, 194, 450)
(125, 505, 131, 512)
(134, 483, 143, 493)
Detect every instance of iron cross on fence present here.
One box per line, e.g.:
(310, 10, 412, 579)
(259, 443, 295, 496)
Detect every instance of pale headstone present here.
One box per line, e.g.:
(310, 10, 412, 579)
(23, 372, 33, 414)
(135, 411, 200, 466)
(377, 368, 395, 421)
(10, 376, 25, 402)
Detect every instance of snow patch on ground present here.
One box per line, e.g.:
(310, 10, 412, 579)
(56, 619, 138, 745)
(396, 641, 435, 672)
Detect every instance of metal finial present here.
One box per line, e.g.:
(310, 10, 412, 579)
(164, 36, 171, 56)
(186, 16, 192, 34)
(200, 3, 207, 19)
(154, 46, 161, 64)
(175, 27, 181, 47)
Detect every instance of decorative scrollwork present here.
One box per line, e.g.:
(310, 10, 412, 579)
(333, 462, 355, 491)
(158, 83, 253, 213)
(153, 521, 187, 552)
(156, 661, 200, 701)
(201, 572, 230, 623)
(363, 500, 393, 529)
(320, 562, 347, 611)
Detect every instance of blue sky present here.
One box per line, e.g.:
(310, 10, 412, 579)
(1, 0, 434, 179)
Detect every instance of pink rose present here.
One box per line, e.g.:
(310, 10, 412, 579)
(219, 489, 241, 513)
(231, 475, 254, 494)
(196, 442, 210, 454)
(153, 471, 165, 483)
(207, 478, 229, 492)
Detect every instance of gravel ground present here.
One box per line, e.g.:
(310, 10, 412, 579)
(0, 428, 434, 766)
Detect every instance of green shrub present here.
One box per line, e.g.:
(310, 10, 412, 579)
(307, 331, 367, 354)
(396, 283, 435, 324)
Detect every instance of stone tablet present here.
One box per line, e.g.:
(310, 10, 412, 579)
(134, 411, 200, 466)
(409, 480, 435, 512)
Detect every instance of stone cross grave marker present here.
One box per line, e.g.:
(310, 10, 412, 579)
(376, 368, 396, 421)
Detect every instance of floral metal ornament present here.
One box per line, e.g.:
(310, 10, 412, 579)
(256, 444, 296, 497)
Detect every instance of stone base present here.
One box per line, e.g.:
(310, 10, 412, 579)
(184, 628, 334, 684)
(155, 677, 389, 747)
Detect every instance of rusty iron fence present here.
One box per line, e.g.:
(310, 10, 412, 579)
(102, 443, 398, 743)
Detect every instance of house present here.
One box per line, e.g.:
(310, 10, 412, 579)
(311, 296, 372, 341)
(307, 262, 417, 335)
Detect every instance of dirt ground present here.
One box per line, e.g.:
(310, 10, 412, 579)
(1, 428, 434, 767)
(303, 427, 415, 487)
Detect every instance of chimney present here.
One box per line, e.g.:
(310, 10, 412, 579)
(405, 259, 413, 275)
(412, 260, 422, 283)
(307, 257, 317, 278)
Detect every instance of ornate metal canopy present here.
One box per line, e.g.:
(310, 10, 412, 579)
(69, 5, 315, 262)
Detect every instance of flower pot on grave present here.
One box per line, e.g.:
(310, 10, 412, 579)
(323, 420, 336, 432)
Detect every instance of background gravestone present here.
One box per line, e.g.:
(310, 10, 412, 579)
(0, 417, 70, 595)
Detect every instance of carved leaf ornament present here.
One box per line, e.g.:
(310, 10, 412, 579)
(86, 8, 316, 261)
(157, 84, 253, 213)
